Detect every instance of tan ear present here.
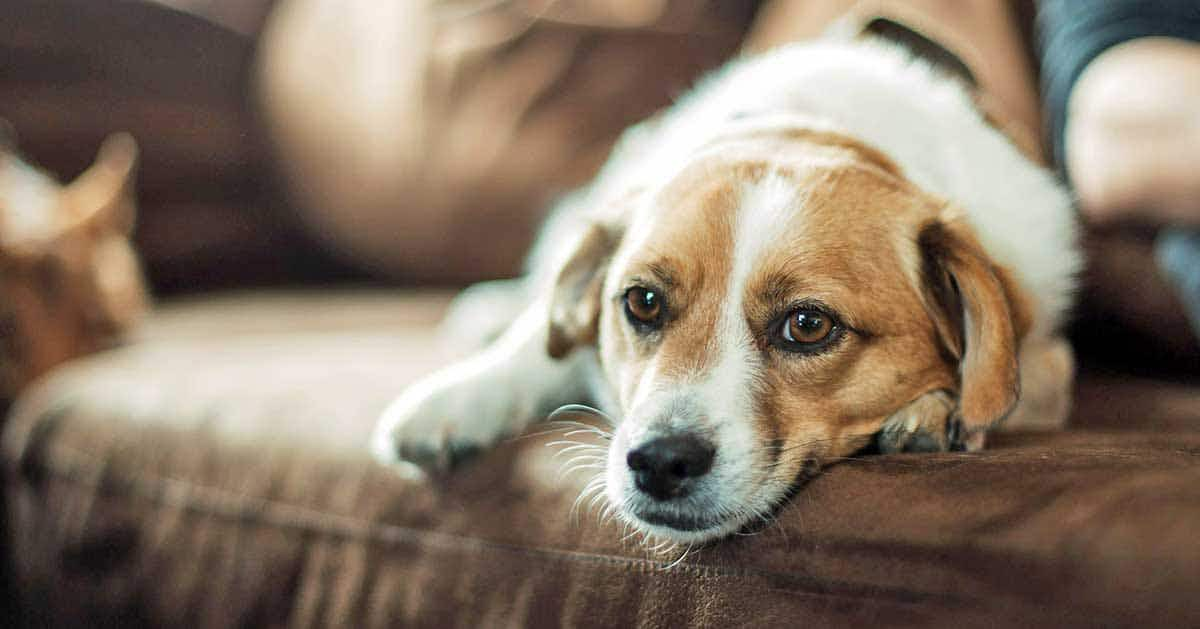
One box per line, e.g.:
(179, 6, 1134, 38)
(546, 222, 623, 359)
(918, 216, 1025, 430)
(63, 133, 138, 235)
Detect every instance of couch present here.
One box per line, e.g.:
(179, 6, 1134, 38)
(3, 1, 1199, 627)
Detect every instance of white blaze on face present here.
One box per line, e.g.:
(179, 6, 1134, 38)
(606, 174, 806, 538)
(696, 175, 802, 494)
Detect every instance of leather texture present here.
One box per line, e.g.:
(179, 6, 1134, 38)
(4, 291, 1200, 628)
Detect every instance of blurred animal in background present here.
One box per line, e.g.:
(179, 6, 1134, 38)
(0, 129, 147, 404)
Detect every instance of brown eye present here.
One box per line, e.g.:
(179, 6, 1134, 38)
(624, 286, 663, 328)
(775, 308, 839, 352)
(783, 310, 832, 343)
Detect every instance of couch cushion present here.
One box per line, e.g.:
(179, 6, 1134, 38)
(4, 290, 1200, 627)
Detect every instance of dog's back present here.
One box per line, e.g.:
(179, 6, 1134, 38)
(567, 40, 1079, 340)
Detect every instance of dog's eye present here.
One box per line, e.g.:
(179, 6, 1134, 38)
(774, 308, 840, 352)
(624, 286, 663, 328)
(782, 309, 832, 343)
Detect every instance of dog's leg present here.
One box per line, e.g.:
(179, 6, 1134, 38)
(874, 336, 1075, 454)
(371, 299, 597, 474)
(437, 277, 531, 355)
(875, 389, 987, 453)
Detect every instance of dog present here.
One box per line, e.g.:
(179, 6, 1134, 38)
(371, 39, 1080, 544)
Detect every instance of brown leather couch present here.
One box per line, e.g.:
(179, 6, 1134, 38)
(4, 2, 1200, 627)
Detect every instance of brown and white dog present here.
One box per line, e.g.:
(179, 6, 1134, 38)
(372, 40, 1080, 543)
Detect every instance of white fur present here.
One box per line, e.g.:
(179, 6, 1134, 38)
(586, 40, 1078, 340)
(374, 39, 1080, 543)
(371, 300, 596, 474)
(696, 177, 802, 521)
(600, 176, 808, 541)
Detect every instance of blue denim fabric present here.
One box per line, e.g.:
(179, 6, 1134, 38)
(1157, 228, 1200, 341)
(1037, 0, 1200, 178)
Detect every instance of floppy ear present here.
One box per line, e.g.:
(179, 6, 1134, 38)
(919, 216, 1028, 431)
(546, 221, 623, 359)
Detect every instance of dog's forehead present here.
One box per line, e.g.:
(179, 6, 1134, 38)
(620, 150, 928, 294)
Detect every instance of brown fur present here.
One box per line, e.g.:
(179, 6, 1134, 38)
(918, 218, 1023, 431)
(547, 222, 619, 359)
(554, 125, 1035, 479)
(0, 134, 147, 400)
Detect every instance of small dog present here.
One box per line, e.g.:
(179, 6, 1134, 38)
(372, 40, 1080, 544)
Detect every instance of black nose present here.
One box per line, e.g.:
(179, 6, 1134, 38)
(626, 434, 715, 501)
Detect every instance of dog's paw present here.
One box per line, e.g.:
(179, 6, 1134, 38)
(876, 390, 986, 453)
(370, 364, 520, 475)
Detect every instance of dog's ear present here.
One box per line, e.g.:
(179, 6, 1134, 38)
(546, 220, 623, 359)
(918, 215, 1030, 431)
(63, 133, 138, 237)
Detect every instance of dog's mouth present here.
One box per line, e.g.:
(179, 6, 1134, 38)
(601, 420, 806, 543)
(613, 465, 815, 543)
(623, 506, 745, 544)
(619, 489, 781, 542)
(629, 506, 726, 532)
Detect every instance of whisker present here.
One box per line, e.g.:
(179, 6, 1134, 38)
(563, 429, 607, 439)
(660, 542, 696, 570)
(505, 420, 600, 442)
(562, 465, 605, 478)
(548, 404, 618, 428)
(550, 449, 605, 463)
(600, 502, 618, 527)
(552, 451, 598, 465)
(565, 458, 607, 467)
(549, 442, 607, 456)
(652, 538, 678, 555)
(570, 479, 606, 521)
(561, 465, 604, 479)
(588, 490, 609, 512)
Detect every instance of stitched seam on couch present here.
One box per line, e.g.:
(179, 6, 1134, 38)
(25, 441, 965, 607)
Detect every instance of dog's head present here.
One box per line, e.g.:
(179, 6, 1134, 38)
(547, 125, 1031, 542)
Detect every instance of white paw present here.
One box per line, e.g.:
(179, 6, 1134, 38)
(370, 361, 522, 474)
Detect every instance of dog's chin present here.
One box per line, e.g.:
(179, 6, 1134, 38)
(621, 505, 752, 544)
